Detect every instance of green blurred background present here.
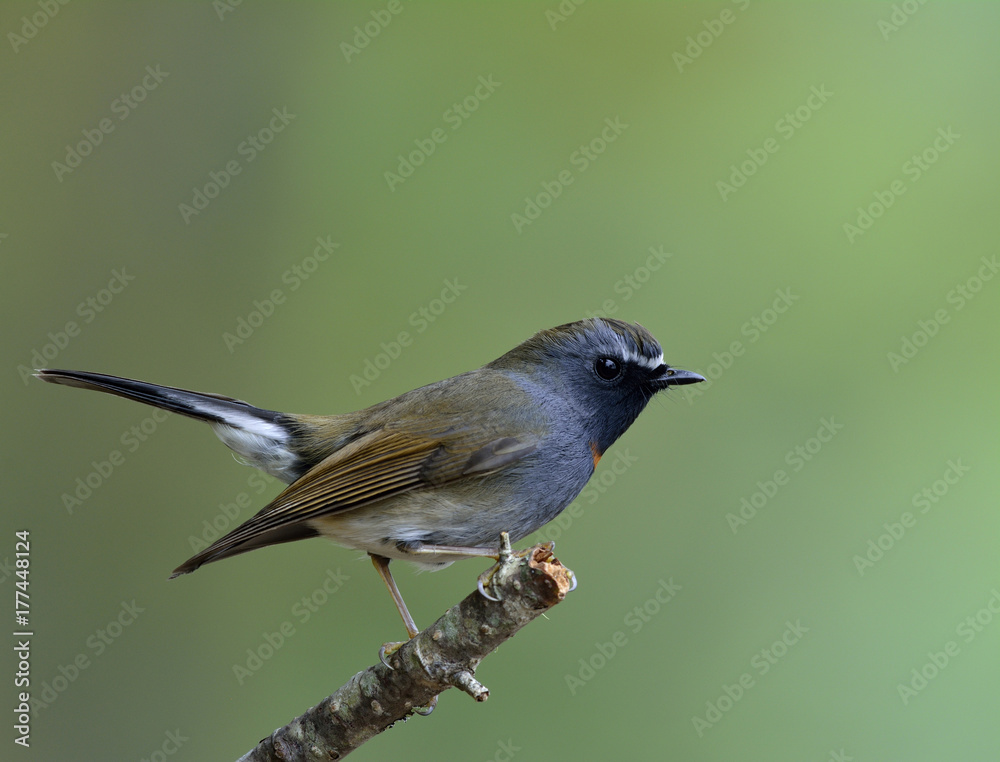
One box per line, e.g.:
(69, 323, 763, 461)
(3, 2, 998, 760)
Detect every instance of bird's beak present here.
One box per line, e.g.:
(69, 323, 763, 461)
(654, 366, 705, 388)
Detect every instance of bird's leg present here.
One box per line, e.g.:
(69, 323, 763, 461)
(370, 553, 438, 715)
(401, 531, 514, 561)
(405, 532, 529, 602)
(371, 554, 419, 655)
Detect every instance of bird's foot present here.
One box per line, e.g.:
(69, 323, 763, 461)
(412, 696, 438, 716)
(476, 567, 502, 602)
(476, 534, 559, 602)
(378, 639, 438, 715)
(378, 639, 407, 669)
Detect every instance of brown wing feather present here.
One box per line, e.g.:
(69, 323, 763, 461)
(171, 426, 536, 576)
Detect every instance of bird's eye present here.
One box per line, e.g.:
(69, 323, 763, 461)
(594, 357, 621, 380)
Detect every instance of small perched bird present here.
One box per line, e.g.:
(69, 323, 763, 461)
(37, 318, 702, 646)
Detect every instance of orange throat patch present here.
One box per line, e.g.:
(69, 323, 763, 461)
(590, 441, 602, 468)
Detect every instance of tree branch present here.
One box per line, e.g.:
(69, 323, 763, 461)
(237, 542, 574, 761)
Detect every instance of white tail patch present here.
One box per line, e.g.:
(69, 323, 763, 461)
(210, 415, 298, 483)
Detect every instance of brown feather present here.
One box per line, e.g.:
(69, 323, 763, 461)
(171, 422, 539, 575)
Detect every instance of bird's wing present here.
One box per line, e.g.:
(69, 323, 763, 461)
(171, 425, 538, 575)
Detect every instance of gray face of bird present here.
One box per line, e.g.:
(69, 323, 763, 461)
(488, 318, 679, 454)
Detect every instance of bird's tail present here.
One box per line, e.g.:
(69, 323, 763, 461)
(35, 369, 283, 424)
(35, 369, 300, 482)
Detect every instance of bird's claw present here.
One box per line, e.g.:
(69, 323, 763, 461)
(477, 566, 502, 602)
(379, 640, 407, 669)
(380, 640, 437, 715)
(476, 531, 511, 602)
(412, 695, 438, 716)
(476, 535, 564, 602)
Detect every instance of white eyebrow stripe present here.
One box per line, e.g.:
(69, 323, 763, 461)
(604, 330, 663, 370)
(621, 346, 664, 370)
(642, 352, 665, 369)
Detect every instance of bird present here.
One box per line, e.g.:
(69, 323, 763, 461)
(36, 318, 703, 649)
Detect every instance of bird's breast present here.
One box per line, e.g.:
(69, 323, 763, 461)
(308, 449, 593, 568)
